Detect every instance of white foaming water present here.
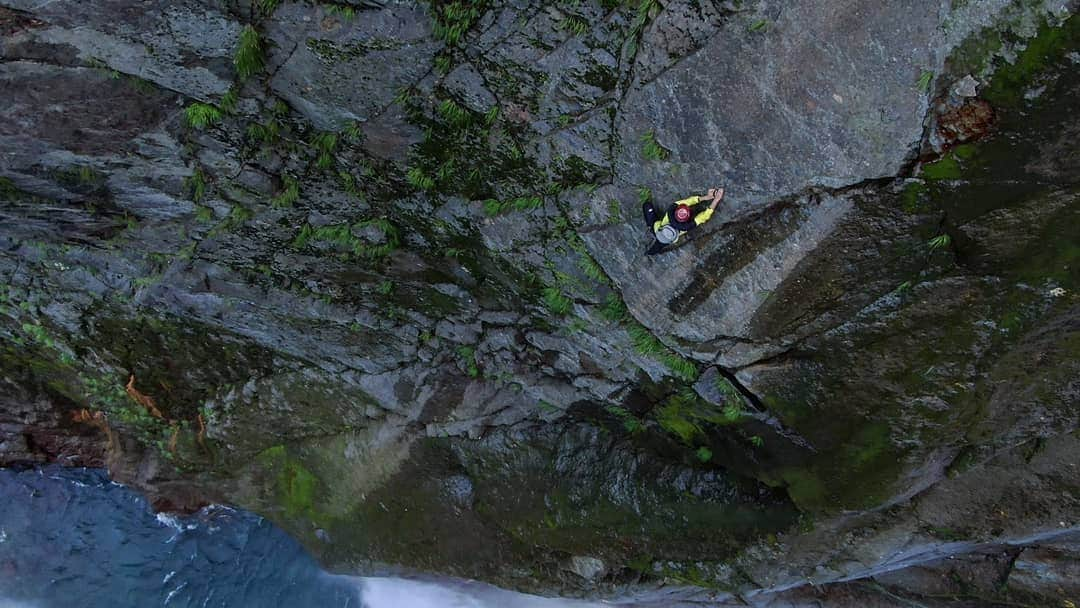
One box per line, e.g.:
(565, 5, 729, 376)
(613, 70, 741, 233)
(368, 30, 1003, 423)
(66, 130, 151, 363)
(355, 577, 611, 608)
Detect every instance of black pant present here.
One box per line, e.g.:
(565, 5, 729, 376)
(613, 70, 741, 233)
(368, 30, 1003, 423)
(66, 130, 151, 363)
(642, 201, 658, 226)
(643, 202, 666, 255)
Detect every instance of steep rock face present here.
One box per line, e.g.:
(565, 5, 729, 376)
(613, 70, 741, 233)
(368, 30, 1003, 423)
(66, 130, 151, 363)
(1, 0, 1078, 601)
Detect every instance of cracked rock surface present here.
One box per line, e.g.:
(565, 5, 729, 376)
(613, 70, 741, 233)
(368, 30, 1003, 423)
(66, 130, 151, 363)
(1, 0, 1078, 603)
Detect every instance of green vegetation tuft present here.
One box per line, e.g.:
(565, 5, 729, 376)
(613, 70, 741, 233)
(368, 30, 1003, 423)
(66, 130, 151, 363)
(247, 120, 282, 146)
(598, 293, 628, 322)
(915, 70, 934, 93)
(434, 55, 453, 74)
(577, 252, 607, 283)
(627, 323, 664, 356)
(722, 403, 744, 424)
(224, 204, 253, 230)
(234, 25, 265, 81)
(430, 1, 488, 46)
(326, 3, 356, 19)
(748, 18, 769, 33)
(982, 16, 1080, 108)
(483, 196, 543, 217)
(637, 186, 652, 204)
(927, 234, 951, 252)
(605, 405, 644, 434)
(437, 98, 471, 128)
(696, 446, 713, 462)
(657, 394, 703, 444)
(293, 218, 400, 260)
(660, 354, 699, 382)
(185, 168, 207, 202)
(344, 121, 364, 141)
(407, 167, 436, 191)
(312, 132, 338, 170)
(920, 154, 962, 180)
(607, 199, 623, 224)
(511, 195, 543, 212)
(626, 321, 698, 381)
(183, 103, 222, 129)
(640, 130, 670, 160)
(455, 345, 480, 377)
(625, 0, 660, 56)
(482, 198, 505, 217)
(542, 287, 573, 316)
(272, 175, 300, 208)
(560, 14, 589, 36)
(257, 0, 282, 15)
(220, 87, 240, 114)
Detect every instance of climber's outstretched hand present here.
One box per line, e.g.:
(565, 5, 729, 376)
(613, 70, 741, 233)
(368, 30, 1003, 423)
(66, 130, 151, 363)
(710, 187, 725, 210)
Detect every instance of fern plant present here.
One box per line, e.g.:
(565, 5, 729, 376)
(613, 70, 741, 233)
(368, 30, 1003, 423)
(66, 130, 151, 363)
(184, 103, 222, 129)
(927, 234, 951, 252)
(407, 167, 435, 191)
(560, 14, 589, 36)
(234, 25, 265, 81)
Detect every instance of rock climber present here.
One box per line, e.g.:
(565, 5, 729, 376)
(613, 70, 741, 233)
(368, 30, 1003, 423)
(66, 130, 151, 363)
(642, 188, 724, 255)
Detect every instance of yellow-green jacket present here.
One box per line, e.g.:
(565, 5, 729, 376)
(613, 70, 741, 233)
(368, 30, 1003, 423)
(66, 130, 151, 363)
(652, 196, 716, 237)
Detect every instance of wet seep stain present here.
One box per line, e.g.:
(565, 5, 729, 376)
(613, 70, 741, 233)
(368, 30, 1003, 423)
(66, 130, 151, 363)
(668, 202, 805, 317)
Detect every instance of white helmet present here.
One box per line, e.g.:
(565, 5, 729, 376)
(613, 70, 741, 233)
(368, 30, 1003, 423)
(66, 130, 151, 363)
(655, 224, 680, 245)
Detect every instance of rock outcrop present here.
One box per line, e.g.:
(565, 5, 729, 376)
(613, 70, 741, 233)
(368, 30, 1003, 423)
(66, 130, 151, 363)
(1, 0, 1077, 603)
